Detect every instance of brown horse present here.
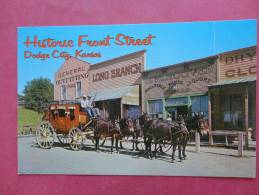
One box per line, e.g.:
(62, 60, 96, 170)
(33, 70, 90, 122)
(138, 113, 189, 161)
(184, 112, 209, 137)
(170, 113, 209, 160)
(118, 118, 143, 151)
(91, 117, 121, 152)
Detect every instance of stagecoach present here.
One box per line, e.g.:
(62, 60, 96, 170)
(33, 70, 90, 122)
(35, 101, 94, 151)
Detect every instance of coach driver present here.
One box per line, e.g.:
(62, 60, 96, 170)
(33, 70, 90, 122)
(81, 94, 96, 118)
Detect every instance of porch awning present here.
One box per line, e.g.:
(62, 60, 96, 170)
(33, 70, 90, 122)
(89, 85, 139, 105)
(208, 76, 256, 87)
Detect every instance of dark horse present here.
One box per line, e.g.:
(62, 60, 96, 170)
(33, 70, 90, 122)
(91, 117, 121, 153)
(118, 118, 143, 151)
(178, 113, 209, 158)
(184, 112, 209, 137)
(138, 113, 189, 161)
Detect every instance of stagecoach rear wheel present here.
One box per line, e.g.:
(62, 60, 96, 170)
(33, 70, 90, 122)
(68, 128, 83, 151)
(36, 121, 56, 149)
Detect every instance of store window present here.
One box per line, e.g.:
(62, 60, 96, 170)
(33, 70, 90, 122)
(191, 95, 208, 117)
(76, 81, 82, 98)
(148, 99, 163, 118)
(166, 97, 188, 106)
(61, 85, 66, 100)
(222, 94, 243, 129)
(125, 105, 140, 119)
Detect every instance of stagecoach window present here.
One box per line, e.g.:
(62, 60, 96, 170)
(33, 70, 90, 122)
(191, 95, 208, 117)
(75, 81, 81, 98)
(148, 100, 163, 118)
(58, 109, 66, 117)
(70, 109, 75, 120)
(51, 110, 56, 119)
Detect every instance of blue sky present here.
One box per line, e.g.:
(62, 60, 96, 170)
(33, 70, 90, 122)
(18, 19, 257, 94)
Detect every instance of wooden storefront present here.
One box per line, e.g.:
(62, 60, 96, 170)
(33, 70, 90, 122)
(208, 46, 256, 146)
(88, 50, 145, 120)
(142, 56, 218, 119)
(54, 50, 145, 120)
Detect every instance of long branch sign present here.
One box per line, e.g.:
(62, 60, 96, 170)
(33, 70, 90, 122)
(92, 63, 142, 82)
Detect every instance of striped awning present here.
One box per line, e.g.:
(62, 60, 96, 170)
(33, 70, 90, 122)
(208, 76, 256, 87)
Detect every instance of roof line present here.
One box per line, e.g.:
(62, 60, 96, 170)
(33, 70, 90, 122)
(218, 45, 257, 55)
(55, 56, 91, 75)
(89, 49, 146, 70)
(143, 45, 257, 74)
(143, 55, 218, 74)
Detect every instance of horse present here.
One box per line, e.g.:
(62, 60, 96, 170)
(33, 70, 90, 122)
(184, 112, 209, 137)
(118, 118, 143, 151)
(171, 117, 189, 161)
(138, 113, 189, 161)
(91, 117, 121, 153)
(168, 113, 209, 160)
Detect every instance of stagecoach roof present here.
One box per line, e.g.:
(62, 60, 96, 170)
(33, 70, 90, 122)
(89, 85, 139, 103)
(208, 76, 256, 87)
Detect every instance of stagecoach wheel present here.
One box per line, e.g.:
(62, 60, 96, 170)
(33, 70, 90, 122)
(68, 128, 83, 151)
(159, 142, 171, 154)
(36, 121, 56, 149)
(136, 138, 146, 151)
(151, 142, 156, 153)
(57, 135, 70, 145)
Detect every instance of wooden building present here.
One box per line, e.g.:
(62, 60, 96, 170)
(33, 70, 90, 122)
(208, 46, 256, 145)
(54, 50, 145, 120)
(54, 57, 90, 101)
(89, 50, 145, 120)
(142, 56, 218, 119)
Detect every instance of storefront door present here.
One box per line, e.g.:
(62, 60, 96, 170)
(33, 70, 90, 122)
(165, 105, 188, 120)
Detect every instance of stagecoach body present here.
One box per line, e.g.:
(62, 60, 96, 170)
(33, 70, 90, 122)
(36, 102, 93, 151)
(43, 103, 90, 134)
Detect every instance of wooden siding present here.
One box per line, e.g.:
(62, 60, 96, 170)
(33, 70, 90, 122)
(89, 53, 145, 92)
(142, 57, 218, 105)
(54, 57, 90, 101)
(218, 46, 256, 81)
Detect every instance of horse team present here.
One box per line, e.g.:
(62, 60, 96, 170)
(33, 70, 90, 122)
(90, 112, 209, 162)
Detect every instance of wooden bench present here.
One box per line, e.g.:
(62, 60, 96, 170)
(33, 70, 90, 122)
(208, 130, 245, 156)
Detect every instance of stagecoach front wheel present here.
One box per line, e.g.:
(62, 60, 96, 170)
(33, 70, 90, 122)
(68, 128, 83, 151)
(36, 121, 56, 149)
